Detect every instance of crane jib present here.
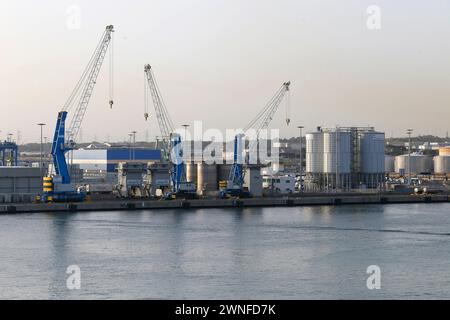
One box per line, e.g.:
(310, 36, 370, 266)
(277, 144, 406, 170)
(50, 26, 114, 188)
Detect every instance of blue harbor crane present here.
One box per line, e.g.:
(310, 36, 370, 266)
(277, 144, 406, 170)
(43, 25, 115, 202)
(144, 64, 196, 199)
(219, 81, 291, 198)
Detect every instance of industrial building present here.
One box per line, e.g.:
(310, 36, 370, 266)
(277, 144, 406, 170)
(262, 175, 296, 195)
(0, 167, 41, 203)
(305, 127, 385, 191)
(115, 162, 147, 198)
(0, 141, 18, 166)
(71, 148, 161, 172)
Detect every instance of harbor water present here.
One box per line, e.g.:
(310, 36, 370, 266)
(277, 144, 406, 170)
(0, 203, 449, 299)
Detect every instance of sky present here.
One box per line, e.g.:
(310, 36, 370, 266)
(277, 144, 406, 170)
(1, 0, 450, 143)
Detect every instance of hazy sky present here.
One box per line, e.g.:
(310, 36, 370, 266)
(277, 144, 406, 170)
(1, 0, 450, 143)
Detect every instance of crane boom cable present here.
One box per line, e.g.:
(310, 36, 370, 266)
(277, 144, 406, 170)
(244, 82, 290, 134)
(66, 26, 114, 143)
(244, 88, 282, 131)
(109, 30, 114, 107)
(62, 28, 107, 113)
(144, 65, 175, 144)
(152, 68, 175, 132)
(144, 70, 148, 115)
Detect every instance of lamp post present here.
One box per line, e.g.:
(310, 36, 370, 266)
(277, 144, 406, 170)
(182, 124, 189, 140)
(407, 129, 413, 185)
(297, 126, 304, 193)
(128, 133, 133, 160)
(131, 131, 137, 160)
(37, 123, 46, 176)
(182, 124, 190, 163)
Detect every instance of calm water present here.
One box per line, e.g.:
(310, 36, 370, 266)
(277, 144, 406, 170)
(0, 203, 449, 299)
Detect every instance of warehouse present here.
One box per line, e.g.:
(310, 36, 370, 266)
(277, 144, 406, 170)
(0, 167, 41, 203)
(71, 148, 161, 172)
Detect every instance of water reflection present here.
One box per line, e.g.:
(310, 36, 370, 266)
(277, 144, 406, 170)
(0, 203, 449, 299)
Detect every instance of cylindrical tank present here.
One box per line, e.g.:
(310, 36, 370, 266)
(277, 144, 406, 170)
(305, 132, 324, 173)
(360, 132, 385, 173)
(185, 163, 198, 184)
(433, 156, 450, 174)
(394, 154, 433, 174)
(384, 155, 395, 173)
(323, 130, 351, 174)
(439, 147, 450, 156)
(197, 163, 218, 192)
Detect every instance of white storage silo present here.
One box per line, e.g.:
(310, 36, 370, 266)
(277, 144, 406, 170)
(185, 163, 198, 184)
(360, 132, 385, 173)
(358, 132, 385, 188)
(433, 156, 450, 174)
(395, 154, 433, 174)
(197, 162, 218, 193)
(384, 155, 395, 173)
(305, 132, 324, 173)
(323, 130, 351, 174)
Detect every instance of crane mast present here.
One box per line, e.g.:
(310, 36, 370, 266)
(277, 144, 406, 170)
(64, 25, 114, 144)
(144, 64, 175, 157)
(222, 81, 291, 198)
(244, 81, 290, 134)
(46, 25, 114, 202)
(144, 64, 196, 198)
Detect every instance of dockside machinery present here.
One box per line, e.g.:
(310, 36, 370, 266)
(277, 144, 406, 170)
(219, 81, 291, 198)
(43, 25, 114, 202)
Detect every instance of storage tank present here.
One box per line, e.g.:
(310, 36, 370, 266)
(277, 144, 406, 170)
(384, 155, 395, 173)
(433, 156, 450, 174)
(323, 130, 351, 174)
(185, 163, 198, 184)
(394, 154, 433, 174)
(439, 147, 450, 156)
(197, 163, 218, 192)
(360, 132, 385, 173)
(305, 131, 324, 173)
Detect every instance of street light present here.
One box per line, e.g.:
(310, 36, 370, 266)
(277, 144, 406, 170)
(297, 126, 304, 193)
(182, 124, 190, 140)
(406, 128, 413, 185)
(37, 123, 46, 176)
(182, 124, 190, 162)
(131, 131, 137, 160)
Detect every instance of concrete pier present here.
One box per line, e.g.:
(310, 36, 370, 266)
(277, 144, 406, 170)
(0, 193, 449, 214)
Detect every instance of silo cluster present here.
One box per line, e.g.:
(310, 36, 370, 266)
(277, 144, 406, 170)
(392, 147, 450, 176)
(305, 127, 385, 191)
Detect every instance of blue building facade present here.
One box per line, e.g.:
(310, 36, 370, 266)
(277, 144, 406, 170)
(72, 148, 161, 172)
